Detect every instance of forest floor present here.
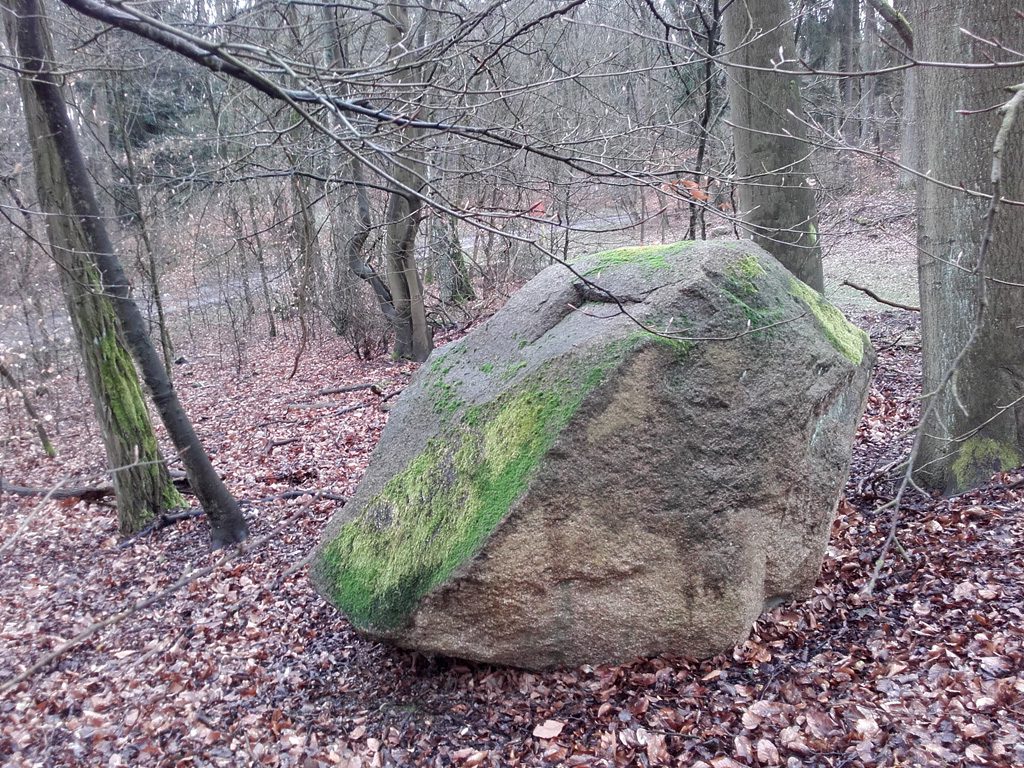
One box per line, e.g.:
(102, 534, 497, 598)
(1, 164, 1021, 767)
(2, 308, 1023, 768)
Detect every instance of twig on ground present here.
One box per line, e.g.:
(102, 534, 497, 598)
(117, 508, 205, 548)
(313, 382, 382, 397)
(258, 489, 348, 502)
(264, 437, 300, 454)
(841, 280, 920, 312)
(286, 402, 368, 416)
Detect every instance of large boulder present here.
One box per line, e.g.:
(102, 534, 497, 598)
(312, 241, 873, 669)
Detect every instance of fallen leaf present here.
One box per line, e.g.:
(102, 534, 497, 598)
(532, 719, 564, 739)
(756, 737, 781, 765)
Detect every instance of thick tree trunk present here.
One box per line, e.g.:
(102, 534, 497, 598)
(3, 0, 183, 535)
(723, 0, 825, 292)
(914, 0, 1024, 493)
(4, 0, 248, 545)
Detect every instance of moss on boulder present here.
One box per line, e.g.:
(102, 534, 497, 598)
(789, 278, 870, 364)
(312, 241, 874, 669)
(319, 380, 596, 630)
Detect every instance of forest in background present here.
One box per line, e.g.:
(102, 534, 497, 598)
(1, 0, 1023, 765)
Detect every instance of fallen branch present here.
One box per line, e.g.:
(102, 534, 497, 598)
(841, 280, 920, 312)
(1, 471, 191, 503)
(264, 437, 300, 454)
(117, 508, 205, 548)
(258, 489, 348, 502)
(286, 402, 368, 416)
(313, 382, 382, 397)
(335, 403, 366, 416)
(1, 480, 116, 502)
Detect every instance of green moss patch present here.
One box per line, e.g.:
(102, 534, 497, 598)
(952, 436, 1023, 490)
(581, 242, 691, 276)
(623, 330, 693, 361)
(789, 278, 868, 364)
(719, 255, 783, 331)
(426, 348, 466, 416)
(319, 379, 599, 631)
(501, 359, 528, 382)
(724, 255, 766, 298)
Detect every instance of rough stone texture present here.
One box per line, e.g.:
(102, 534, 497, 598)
(312, 241, 874, 669)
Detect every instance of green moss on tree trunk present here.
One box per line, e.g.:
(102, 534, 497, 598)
(72, 264, 186, 534)
(8, 20, 184, 535)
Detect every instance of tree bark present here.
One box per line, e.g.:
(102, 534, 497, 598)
(889, 0, 917, 188)
(914, 0, 1024, 493)
(3, 0, 184, 535)
(0, 359, 56, 459)
(434, 214, 475, 305)
(381, 2, 433, 362)
(836, 0, 861, 145)
(723, 0, 825, 292)
(3, 0, 248, 545)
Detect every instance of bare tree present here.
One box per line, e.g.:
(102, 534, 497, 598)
(3, 0, 184, 535)
(3, 0, 249, 546)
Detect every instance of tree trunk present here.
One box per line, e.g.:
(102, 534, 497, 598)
(859, 4, 879, 147)
(381, 2, 432, 362)
(0, 359, 56, 459)
(323, 2, 432, 361)
(3, 0, 183, 535)
(3, 0, 248, 546)
(723, 0, 825, 291)
(893, 0, 917, 187)
(435, 214, 474, 305)
(111, 88, 176, 374)
(836, 0, 861, 145)
(914, 0, 1024, 493)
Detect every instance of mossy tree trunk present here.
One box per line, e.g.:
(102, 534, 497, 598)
(4, 0, 248, 546)
(913, 0, 1024, 493)
(723, 0, 825, 292)
(3, 0, 183, 535)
